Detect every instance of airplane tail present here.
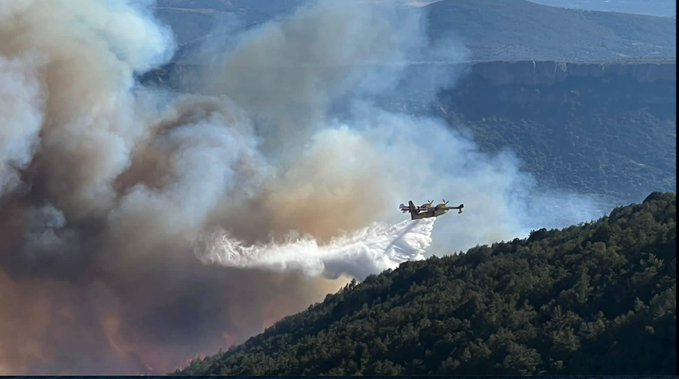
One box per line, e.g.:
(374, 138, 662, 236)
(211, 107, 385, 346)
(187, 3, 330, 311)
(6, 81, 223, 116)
(408, 201, 418, 214)
(457, 203, 464, 213)
(400, 201, 419, 215)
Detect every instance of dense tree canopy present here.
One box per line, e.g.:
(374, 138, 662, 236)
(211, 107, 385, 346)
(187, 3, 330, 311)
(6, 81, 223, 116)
(178, 192, 676, 375)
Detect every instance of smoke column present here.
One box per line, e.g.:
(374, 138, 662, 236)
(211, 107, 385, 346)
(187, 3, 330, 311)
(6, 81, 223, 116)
(0, 0, 606, 374)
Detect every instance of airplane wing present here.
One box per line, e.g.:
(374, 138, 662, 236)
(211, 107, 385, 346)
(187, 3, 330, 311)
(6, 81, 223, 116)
(448, 203, 463, 213)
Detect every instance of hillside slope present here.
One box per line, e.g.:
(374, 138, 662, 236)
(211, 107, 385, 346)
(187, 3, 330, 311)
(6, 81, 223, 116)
(178, 192, 676, 375)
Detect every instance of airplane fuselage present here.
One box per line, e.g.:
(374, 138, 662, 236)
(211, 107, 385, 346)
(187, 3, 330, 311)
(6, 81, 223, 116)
(400, 201, 463, 220)
(410, 207, 454, 220)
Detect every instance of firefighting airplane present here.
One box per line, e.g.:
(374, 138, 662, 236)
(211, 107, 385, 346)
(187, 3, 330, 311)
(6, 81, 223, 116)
(399, 199, 464, 220)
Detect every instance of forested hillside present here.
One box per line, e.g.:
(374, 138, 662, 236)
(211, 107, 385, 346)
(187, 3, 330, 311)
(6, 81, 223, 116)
(178, 192, 676, 375)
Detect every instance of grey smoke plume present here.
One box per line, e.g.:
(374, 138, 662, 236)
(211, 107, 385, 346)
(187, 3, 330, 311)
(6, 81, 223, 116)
(0, 0, 605, 374)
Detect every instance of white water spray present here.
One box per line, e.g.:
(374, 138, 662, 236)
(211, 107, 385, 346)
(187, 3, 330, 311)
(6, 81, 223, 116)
(196, 218, 436, 279)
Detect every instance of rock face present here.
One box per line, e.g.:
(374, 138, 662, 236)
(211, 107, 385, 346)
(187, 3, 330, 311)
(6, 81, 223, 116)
(437, 60, 676, 204)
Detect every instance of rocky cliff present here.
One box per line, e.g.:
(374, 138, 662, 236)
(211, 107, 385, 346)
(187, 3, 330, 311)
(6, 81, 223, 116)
(468, 60, 676, 86)
(437, 60, 676, 204)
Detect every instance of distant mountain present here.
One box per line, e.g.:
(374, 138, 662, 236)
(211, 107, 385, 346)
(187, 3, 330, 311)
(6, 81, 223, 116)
(153, 0, 675, 63)
(425, 0, 676, 62)
(153, 0, 306, 46)
(145, 0, 676, 208)
(177, 192, 676, 375)
(140, 59, 676, 208)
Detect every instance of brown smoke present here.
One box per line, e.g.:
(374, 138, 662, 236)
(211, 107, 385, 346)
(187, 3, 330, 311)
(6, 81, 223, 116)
(0, 1, 355, 374)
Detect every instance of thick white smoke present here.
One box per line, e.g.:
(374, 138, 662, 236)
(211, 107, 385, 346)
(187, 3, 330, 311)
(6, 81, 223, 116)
(0, 0, 607, 374)
(0, 55, 44, 195)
